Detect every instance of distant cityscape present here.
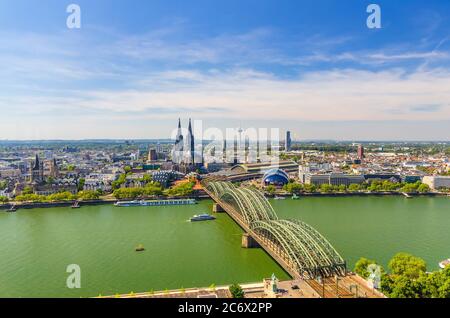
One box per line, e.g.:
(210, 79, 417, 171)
(0, 119, 449, 204)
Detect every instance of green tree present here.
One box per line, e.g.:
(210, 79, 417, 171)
(303, 184, 316, 193)
(22, 186, 33, 195)
(348, 183, 361, 192)
(388, 253, 426, 278)
(265, 185, 276, 195)
(166, 181, 195, 197)
(112, 174, 127, 190)
(320, 183, 333, 193)
(77, 190, 100, 201)
(283, 182, 303, 194)
(229, 283, 245, 298)
(124, 166, 132, 173)
(0, 196, 9, 203)
(77, 178, 86, 192)
(417, 183, 430, 193)
(354, 257, 377, 279)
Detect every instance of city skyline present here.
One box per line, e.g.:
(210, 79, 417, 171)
(1, 0, 450, 140)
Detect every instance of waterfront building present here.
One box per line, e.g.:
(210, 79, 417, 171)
(422, 176, 450, 190)
(230, 160, 298, 175)
(329, 173, 365, 186)
(364, 174, 401, 183)
(33, 179, 78, 196)
(305, 174, 330, 186)
(285, 131, 292, 152)
(303, 173, 365, 186)
(402, 175, 422, 183)
(262, 169, 290, 186)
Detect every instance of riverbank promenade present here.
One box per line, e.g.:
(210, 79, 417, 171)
(98, 276, 384, 298)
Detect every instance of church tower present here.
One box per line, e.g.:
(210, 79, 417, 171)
(49, 158, 59, 178)
(172, 118, 184, 164)
(184, 118, 195, 165)
(29, 154, 44, 183)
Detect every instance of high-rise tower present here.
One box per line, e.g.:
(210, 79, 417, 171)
(285, 131, 292, 152)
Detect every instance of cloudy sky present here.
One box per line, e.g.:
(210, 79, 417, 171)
(0, 0, 449, 140)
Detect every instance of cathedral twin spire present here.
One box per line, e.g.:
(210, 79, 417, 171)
(172, 118, 195, 165)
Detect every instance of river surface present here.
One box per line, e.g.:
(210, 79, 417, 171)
(0, 196, 448, 297)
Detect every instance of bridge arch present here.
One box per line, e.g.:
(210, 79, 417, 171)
(203, 181, 347, 279)
(252, 220, 346, 278)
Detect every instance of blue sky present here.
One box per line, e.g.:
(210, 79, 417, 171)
(0, 0, 449, 140)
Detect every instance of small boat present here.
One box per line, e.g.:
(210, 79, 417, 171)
(135, 244, 145, 252)
(292, 194, 300, 200)
(7, 205, 17, 213)
(439, 259, 450, 269)
(190, 214, 216, 222)
(71, 201, 81, 209)
(274, 196, 285, 200)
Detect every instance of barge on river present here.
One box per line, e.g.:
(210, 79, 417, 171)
(114, 199, 196, 207)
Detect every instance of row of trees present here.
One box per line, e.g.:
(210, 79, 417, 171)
(11, 190, 102, 203)
(112, 182, 163, 199)
(112, 180, 197, 199)
(282, 180, 431, 194)
(165, 181, 196, 197)
(354, 253, 450, 298)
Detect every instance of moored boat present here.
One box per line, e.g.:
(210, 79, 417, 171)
(7, 205, 17, 213)
(439, 258, 450, 269)
(135, 244, 145, 252)
(71, 201, 81, 209)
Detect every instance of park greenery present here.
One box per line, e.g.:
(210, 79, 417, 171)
(282, 180, 431, 194)
(265, 185, 276, 195)
(111, 173, 127, 190)
(165, 181, 196, 197)
(11, 190, 102, 203)
(229, 283, 245, 298)
(113, 182, 163, 199)
(354, 253, 450, 298)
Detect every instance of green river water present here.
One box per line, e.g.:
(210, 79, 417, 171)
(0, 196, 448, 297)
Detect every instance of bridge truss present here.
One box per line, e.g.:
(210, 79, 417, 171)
(204, 180, 347, 279)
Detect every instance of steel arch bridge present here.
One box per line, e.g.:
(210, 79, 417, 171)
(203, 180, 346, 279)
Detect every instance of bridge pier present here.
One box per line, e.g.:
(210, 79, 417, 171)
(241, 233, 260, 248)
(212, 203, 225, 213)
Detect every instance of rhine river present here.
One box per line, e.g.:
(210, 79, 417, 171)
(0, 196, 448, 297)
